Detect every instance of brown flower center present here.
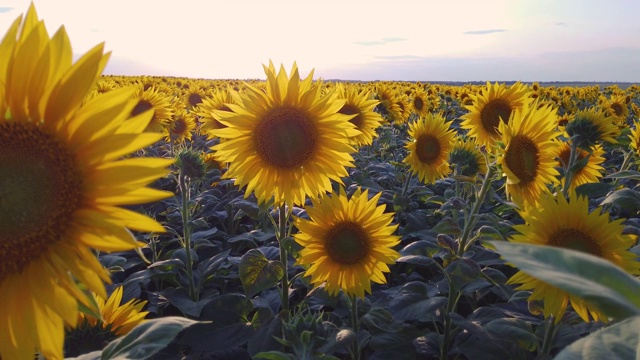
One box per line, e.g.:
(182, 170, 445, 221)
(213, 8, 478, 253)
(0, 122, 82, 281)
(548, 228, 601, 256)
(413, 97, 424, 111)
(416, 134, 441, 164)
(339, 103, 363, 129)
(610, 102, 624, 117)
(188, 93, 203, 107)
(254, 106, 318, 169)
(325, 221, 370, 265)
(130, 99, 153, 117)
(480, 98, 512, 137)
(504, 135, 539, 184)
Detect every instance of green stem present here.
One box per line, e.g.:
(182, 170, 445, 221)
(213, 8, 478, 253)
(350, 295, 361, 360)
(277, 203, 290, 315)
(179, 172, 198, 302)
(540, 316, 557, 356)
(435, 261, 461, 360)
(457, 165, 494, 256)
(562, 140, 579, 198)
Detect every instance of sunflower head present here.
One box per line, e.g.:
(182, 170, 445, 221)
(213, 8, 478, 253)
(460, 82, 531, 148)
(449, 138, 488, 177)
(335, 83, 384, 147)
(506, 190, 640, 322)
(564, 108, 619, 149)
(556, 142, 605, 190)
(210, 61, 359, 206)
(629, 120, 640, 157)
(293, 187, 401, 298)
(404, 113, 457, 184)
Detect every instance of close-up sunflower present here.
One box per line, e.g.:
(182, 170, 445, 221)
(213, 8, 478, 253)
(497, 100, 561, 207)
(293, 187, 401, 298)
(506, 190, 640, 322)
(65, 286, 148, 356)
(460, 81, 531, 148)
(403, 113, 457, 184)
(448, 137, 488, 177)
(556, 142, 605, 190)
(335, 83, 384, 147)
(410, 88, 431, 118)
(0, 6, 172, 359)
(210, 62, 359, 206)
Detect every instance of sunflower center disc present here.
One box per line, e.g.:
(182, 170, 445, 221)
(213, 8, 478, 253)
(548, 228, 602, 256)
(416, 134, 441, 163)
(611, 103, 623, 117)
(413, 97, 424, 112)
(505, 135, 539, 184)
(480, 99, 512, 136)
(558, 147, 586, 172)
(339, 104, 363, 128)
(130, 99, 153, 117)
(325, 221, 370, 265)
(255, 106, 318, 169)
(0, 122, 82, 279)
(173, 118, 187, 134)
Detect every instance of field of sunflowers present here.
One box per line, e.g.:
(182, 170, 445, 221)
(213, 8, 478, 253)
(3, 4, 640, 360)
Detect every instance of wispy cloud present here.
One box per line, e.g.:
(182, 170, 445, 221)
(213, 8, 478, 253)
(0, 7, 14, 13)
(354, 37, 407, 46)
(463, 29, 506, 35)
(554, 22, 566, 26)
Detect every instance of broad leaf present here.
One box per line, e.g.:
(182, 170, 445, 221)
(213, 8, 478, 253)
(239, 248, 285, 298)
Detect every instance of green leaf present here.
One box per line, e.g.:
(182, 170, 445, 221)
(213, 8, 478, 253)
(432, 217, 462, 237)
(100, 317, 197, 359)
(604, 170, 640, 180)
(575, 182, 615, 199)
(239, 249, 285, 297)
(600, 188, 640, 212)
(555, 315, 640, 359)
(491, 242, 640, 321)
(253, 351, 295, 360)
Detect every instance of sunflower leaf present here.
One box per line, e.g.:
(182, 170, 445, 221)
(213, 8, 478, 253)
(554, 315, 640, 360)
(490, 241, 640, 321)
(600, 188, 640, 212)
(98, 316, 198, 360)
(239, 248, 285, 298)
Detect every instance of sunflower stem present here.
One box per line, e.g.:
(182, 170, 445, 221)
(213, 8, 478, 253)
(561, 140, 579, 198)
(350, 295, 361, 360)
(277, 203, 290, 316)
(540, 315, 557, 356)
(437, 260, 461, 360)
(457, 163, 494, 257)
(178, 172, 198, 302)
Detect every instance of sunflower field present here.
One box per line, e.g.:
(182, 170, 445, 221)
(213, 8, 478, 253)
(3, 5, 640, 360)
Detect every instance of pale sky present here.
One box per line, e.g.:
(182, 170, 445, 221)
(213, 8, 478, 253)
(1, 0, 639, 82)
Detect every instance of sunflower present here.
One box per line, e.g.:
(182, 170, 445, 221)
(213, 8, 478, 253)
(403, 113, 457, 184)
(564, 107, 620, 150)
(410, 88, 431, 118)
(194, 86, 239, 137)
(373, 83, 402, 123)
(629, 120, 640, 156)
(556, 142, 605, 191)
(0, 6, 172, 359)
(165, 107, 197, 144)
(65, 286, 148, 356)
(506, 190, 640, 322)
(129, 85, 174, 133)
(210, 62, 359, 207)
(460, 82, 531, 148)
(602, 93, 630, 126)
(497, 101, 561, 207)
(335, 83, 384, 147)
(449, 137, 488, 177)
(293, 187, 401, 298)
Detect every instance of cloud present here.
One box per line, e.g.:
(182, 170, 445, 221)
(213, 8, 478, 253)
(354, 37, 407, 46)
(0, 7, 13, 13)
(554, 22, 566, 26)
(463, 29, 506, 35)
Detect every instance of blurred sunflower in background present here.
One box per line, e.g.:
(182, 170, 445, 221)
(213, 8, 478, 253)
(460, 81, 531, 148)
(506, 190, 640, 322)
(373, 83, 402, 123)
(0, 5, 172, 359)
(601, 93, 630, 126)
(556, 142, 605, 190)
(165, 107, 197, 144)
(129, 85, 174, 133)
(65, 286, 148, 356)
(335, 83, 384, 147)
(497, 101, 561, 207)
(629, 120, 640, 157)
(293, 187, 401, 298)
(194, 86, 238, 137)
(404, 113, 457, 184)
(210, 62, 359, 206)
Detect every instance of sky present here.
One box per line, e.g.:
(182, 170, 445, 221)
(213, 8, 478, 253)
(1, 0, 639, 82)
